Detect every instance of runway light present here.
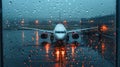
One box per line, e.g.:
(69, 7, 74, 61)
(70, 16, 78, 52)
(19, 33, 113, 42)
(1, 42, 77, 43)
(22, 31, 24, 38)
(35, 31, 39, 46)
(36, 31, 39, 41)
(101, 42, 106, 55)
(102, 43, 105, 50)
(56, 50, 60, 61)
(80, 20, 82, 23)
(21, 20, 24, 24)
(90, 20, 94, 23)
(82, 63, 85, 67)
(21, 19, 24, 26)
(45, 43, 50, 54)
(61, 50, 65, 57)
(95, 46, 98, 49)
(49, 20, 52, 23)
(114, 32, 116, 36)
(35, 20, 39, 25)
(71, 44, 76, 58)
(100, 25, 108, 32)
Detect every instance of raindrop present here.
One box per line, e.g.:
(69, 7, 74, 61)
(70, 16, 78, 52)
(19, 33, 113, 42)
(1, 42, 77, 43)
(19, 13, 22, 17)
(14, 9, 18, 12)
(86, 11, 89, 13)
(25, 11, 29, 14)
(9, 1, 12, 5)
(39, 1, 41, 3)
(100, 3, 104, 6)
(101, 11, 105, 15)
(32, 9, 37, 13)
(79, 2, 82, 6)
(68, 3, 71, 5)
(73, 0, 75, 2)
(50, 16, 53, 18)
(65, 0, 68, 2)
(53, 6, 56, 9)
(28, 55, 31, 59)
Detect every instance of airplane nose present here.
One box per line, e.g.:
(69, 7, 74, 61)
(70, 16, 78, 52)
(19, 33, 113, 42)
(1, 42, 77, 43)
(56, 34, 65, 39)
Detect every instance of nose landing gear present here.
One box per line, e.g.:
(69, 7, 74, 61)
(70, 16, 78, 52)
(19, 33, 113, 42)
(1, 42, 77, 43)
(50, 33, 54, 43)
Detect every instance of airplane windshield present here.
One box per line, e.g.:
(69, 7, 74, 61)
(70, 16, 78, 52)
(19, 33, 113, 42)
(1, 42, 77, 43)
(55, 31, 66, 33)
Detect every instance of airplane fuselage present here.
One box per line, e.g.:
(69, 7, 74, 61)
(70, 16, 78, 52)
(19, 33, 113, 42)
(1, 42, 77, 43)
(53, 24, 67, 40)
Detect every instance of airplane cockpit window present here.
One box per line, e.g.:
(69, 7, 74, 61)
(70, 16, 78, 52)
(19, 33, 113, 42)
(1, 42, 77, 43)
(2, 0, 116, 67)
(55, 31, 66, 33)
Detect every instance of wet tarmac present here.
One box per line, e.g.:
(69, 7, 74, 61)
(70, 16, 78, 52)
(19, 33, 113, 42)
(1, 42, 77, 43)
(3, 30, 116, 67)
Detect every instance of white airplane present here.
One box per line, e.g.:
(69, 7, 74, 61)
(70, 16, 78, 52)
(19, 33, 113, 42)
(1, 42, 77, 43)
(22, 23, 98, 40)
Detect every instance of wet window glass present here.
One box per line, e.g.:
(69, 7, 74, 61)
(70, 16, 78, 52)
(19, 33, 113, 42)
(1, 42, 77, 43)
(2, 0, 116, 67)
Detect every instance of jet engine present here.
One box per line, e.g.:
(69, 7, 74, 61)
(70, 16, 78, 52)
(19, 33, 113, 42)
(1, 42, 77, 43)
(40, 33, 48, 39)
(72, 33, 79, 39)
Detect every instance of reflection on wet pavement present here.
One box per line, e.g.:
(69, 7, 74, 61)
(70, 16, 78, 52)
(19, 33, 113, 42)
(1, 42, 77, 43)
(3, 30, 116, 67)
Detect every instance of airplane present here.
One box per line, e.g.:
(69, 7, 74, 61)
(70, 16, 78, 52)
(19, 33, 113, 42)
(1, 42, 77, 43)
(22, 23, 98, 43)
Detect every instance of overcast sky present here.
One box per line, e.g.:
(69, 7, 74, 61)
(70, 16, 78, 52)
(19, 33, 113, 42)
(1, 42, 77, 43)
(2, 0, 116, 21)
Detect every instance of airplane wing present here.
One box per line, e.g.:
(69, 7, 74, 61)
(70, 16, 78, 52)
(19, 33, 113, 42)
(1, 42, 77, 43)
(67, 26, 98, 33)
(22, 27, 53, 33)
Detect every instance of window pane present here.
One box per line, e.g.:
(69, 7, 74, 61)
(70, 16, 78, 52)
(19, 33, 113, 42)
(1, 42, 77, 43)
(2, 0, 116, 67)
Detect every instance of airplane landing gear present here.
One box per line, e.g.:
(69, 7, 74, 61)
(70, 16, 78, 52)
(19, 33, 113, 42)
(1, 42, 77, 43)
(55, 40, 65, 47)
(50, 33, 54, 43)
(66, 35, 69, 42)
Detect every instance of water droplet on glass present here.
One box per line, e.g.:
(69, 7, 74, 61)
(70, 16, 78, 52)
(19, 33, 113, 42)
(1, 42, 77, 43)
(65, 0, 68, 2)
(33, 9, 37, 13)
(100, 3, 104, 6)
(53, 6, 56, 9)
(68, 3, 71, 5)
(9, 1, 12, 5)
(73, 0, 75, 2)
(86, 11, 89, 13)
(69, 15, 72, 18)
(39, 1, 41, 3)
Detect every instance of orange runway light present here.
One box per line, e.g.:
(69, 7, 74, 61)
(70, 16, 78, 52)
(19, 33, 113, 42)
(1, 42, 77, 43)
(36, 31, 39, 41)
(71, 44, 76, 58)
(101, 43, 106, 55)
(56, 50, 60, 55)
(35, 31, 39, 46)
(101, 43, 105, 50)
(45, 43, 50, 54)
(100, 25, 108, 32)
(82, 63, 85, 67)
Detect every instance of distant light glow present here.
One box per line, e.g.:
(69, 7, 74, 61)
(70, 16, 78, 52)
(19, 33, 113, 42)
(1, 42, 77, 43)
(49, 20, 52, 23)
(100, 25, 108, 32)
(45, 43, 50, 54)
(90, 20, 94, 23)
(82, 63, 85, 67)
(36, 31, 39, 46)
(71, 44, 76, 58)
(35, 20, 39, 24)
(63, 20, 67, 25)
(101, 42, 106, 55)
(102, 43, 105, 50)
